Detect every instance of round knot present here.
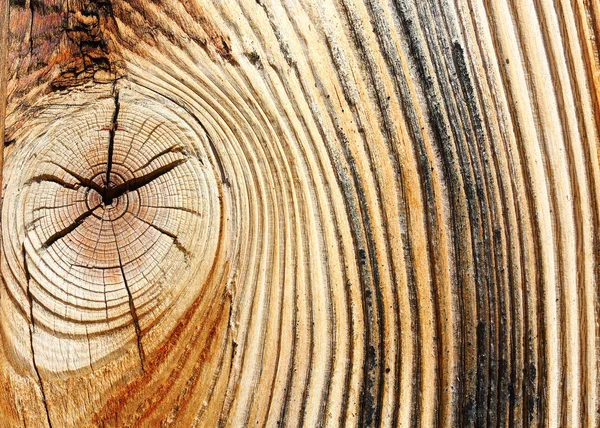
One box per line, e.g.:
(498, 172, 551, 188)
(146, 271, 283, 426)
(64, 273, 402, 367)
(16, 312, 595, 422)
(1, 88, 222, 374)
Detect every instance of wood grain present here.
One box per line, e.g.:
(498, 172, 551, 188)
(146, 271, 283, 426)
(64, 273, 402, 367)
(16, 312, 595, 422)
(1, 0, 599, 426)
(0, 0, 8, 191)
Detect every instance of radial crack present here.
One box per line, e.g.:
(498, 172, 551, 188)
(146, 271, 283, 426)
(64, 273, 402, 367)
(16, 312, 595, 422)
(105, 90, 120, 195)
(135, 216, 191, 260)
(47, 162, 105, 195)
(110, 221, 146, 371)
(33, 201, 80, 212)
(42, 204, 100, 248)
(105, 158, 188, 201)
(143, 205, 202, 217)
(133, 145, 187, 173)
(22, 245, 53, 428)
(26, 174, 81, 191)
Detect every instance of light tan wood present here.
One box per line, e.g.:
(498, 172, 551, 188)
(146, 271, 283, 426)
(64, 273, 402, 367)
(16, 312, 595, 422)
(1, 0, 599, 426)
(0, 0, 8, 192)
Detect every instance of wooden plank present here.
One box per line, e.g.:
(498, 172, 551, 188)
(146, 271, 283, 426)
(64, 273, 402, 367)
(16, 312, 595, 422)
(0, 0, 598, 426)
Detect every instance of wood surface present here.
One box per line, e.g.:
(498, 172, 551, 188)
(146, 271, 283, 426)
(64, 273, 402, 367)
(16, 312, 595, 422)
(0, 0, 599, 426)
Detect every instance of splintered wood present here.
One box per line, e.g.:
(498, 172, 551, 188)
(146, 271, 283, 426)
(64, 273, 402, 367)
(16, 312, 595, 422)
(0, 0, 599, 427)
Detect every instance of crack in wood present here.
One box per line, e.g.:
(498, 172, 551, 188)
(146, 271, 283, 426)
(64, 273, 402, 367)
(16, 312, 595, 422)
(104, 157, 188, 201)
(110, 221, 146, 371)
(142, 204, 202, 217)
(26, 174, 81, 191)
(34, 149, 186, 207)
(32, 202, 81, 212)
(42, 204, 101, 248)
(104, 89, 120, 203)
(22, 245, 53, 428)
(131, 84, 228, 186)
(134, 215, 191, 261)
(132, 144, 187, 173)
(48, 161, 105, 195)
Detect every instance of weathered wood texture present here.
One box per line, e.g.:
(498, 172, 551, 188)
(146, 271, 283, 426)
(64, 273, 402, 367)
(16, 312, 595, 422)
(1, 0, 599, 426)
(0, 0, 8, 191)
